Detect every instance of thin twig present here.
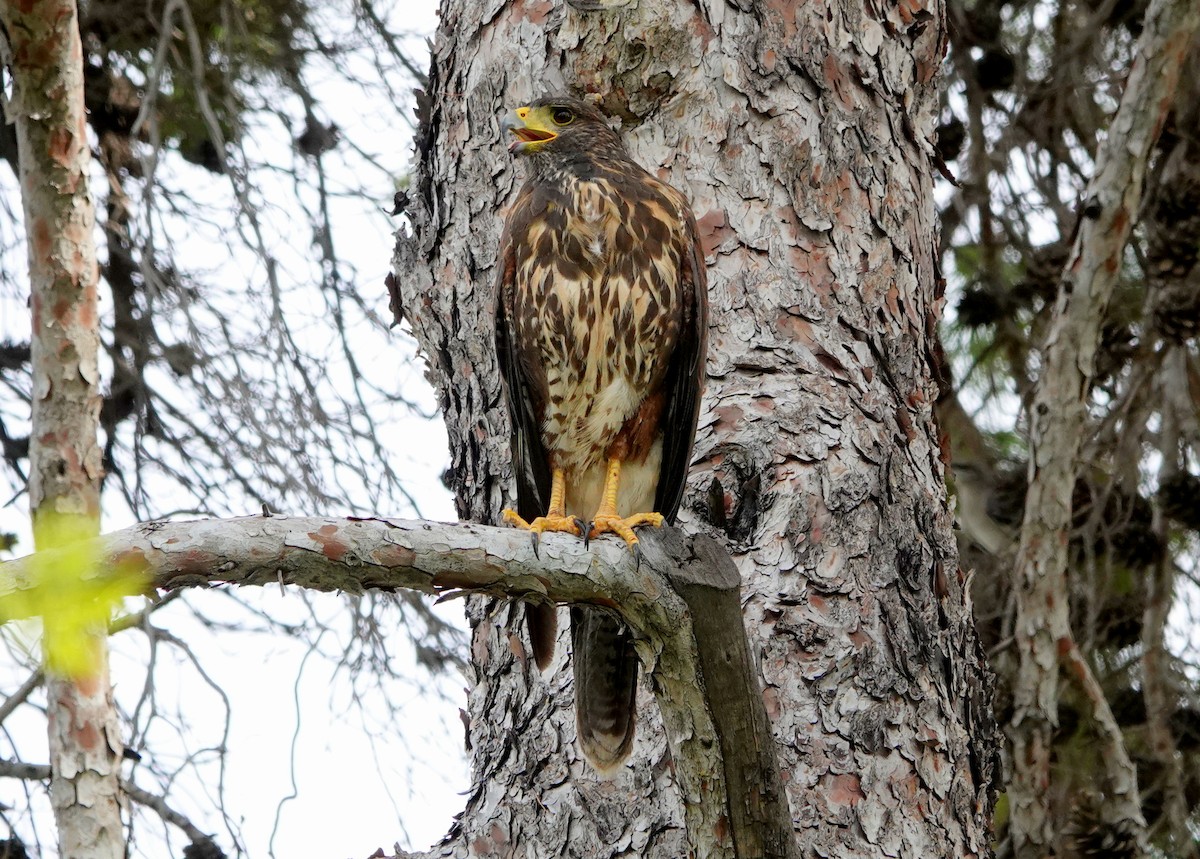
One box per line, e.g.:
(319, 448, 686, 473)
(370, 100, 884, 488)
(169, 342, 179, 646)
(0, 669, 41, 725)
(122, 778, 215, 846)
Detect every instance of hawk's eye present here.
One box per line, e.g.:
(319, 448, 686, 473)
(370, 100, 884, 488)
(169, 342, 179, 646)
(551, 107, 575, 126)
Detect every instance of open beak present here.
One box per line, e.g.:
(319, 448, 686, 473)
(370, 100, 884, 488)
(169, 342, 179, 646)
(501, 107, 557, 153)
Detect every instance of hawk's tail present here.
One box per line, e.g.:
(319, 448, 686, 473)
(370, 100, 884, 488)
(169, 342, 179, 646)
(526, 602, 557, 671)
(571, 606, 638, 772)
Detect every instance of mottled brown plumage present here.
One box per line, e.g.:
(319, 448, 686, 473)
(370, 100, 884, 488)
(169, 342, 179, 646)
(495, 95, 707, 771)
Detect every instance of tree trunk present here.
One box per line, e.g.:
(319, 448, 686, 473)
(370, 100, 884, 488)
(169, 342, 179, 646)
(1006, 0, 1199, 854)
(0, 1, 122, 857)
(393, 0, 998, 855)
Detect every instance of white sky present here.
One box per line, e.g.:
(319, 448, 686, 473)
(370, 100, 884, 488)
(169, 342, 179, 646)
(0, 1, 474, 856)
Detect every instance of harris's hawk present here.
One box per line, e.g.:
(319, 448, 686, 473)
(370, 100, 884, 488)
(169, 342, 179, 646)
(494, 95, 708, 771)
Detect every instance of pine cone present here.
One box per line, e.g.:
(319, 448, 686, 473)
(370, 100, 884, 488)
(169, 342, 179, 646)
(1014, 242, 1069, 305)
(1151, 292, 1200, 343)
(975, 49, 1016, 91)
(0, 839, 30, 859)
(183, 839, 226, 859)
(1067, 798, 1139, 859)
(1158, 472, 1200, 531)
(956, 286, 1005, 328)
(937, 117, 966, 163)
(1107, 522, 1163, 569)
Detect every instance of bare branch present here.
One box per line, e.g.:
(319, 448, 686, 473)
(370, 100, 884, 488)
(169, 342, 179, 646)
(0, 759, 50, 780)
(0, 669, 42, 726)
(122, 778, 216, 848)
(1140, 349, 1195, 853)
(0, 516, 633, 604)
(1008, 0, 1200, 854)
(0, 517, 794, 859)
(355, 0, 430, 87)
(0, 759, 221, 853)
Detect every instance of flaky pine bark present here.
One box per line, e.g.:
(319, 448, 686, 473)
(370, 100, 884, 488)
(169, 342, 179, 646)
(1007, 0, 1200, 855)
(0, 0, 121, 857)
(393, 1, 996, 856)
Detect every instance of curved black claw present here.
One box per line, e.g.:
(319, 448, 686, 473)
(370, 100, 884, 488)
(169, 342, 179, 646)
(632, 542, 642, 570)
(530, 530, 540, 559)
(572, 517, 588, 542)
(582, 521, 593, 550)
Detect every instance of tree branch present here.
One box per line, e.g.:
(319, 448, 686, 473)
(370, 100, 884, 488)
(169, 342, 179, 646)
(0, 669, 42, 726)
(0, 516, 795, 859)
(1008, 0, 1200, 854)
(121, 778, 217, 848)
(0, 759, 222, 853)
(1141, 349, 1195, 854)
(0, 758, 51, 781)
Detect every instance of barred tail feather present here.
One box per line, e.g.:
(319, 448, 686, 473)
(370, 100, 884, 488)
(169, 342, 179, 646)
(571, 606, 638, 772)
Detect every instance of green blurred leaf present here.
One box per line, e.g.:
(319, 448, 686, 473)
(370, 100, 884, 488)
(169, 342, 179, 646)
(0, 513, 147, 678)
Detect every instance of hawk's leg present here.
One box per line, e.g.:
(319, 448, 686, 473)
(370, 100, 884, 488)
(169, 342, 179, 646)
(588, 457, 665, 551)
(502, 467, 584, 555)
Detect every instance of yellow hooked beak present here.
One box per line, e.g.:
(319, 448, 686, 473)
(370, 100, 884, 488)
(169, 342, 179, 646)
(501, 106, 559, 154)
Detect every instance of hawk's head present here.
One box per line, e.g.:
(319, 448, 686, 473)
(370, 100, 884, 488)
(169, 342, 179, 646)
(501, 95, 620, 159)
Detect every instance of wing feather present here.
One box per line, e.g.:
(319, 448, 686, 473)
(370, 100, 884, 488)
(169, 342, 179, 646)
(494, 188, 552, 522)
(495, 187, 559, 670)
(654, 193, 708, 523)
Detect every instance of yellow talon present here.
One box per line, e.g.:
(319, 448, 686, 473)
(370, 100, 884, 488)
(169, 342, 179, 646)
(588, 511, 664, 547)
(502, 508, 530, 529)
(502, 508, 584, 537)
(501, 469, 582, 558)
(586, 457, 666, 549)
